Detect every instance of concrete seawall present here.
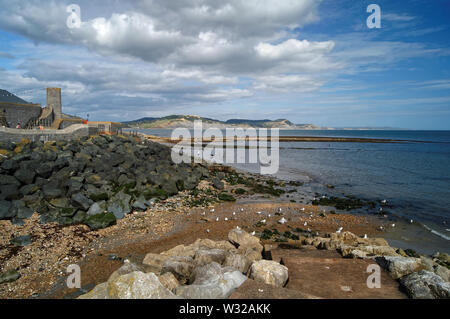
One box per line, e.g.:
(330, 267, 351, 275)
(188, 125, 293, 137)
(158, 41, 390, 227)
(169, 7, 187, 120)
(0, 124, 99, 142)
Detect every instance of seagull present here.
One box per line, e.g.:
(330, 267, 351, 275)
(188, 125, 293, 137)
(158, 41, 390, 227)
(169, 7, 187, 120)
(278, 217, 287, 224)
(363, 234, 368, 239)
(236, 226, 241, 230)
(206, 229, 210, 233)
(240, 208, 244, 212)
(216, 217, 219, 222)
(256, 211, 262, 215)
(379, 208, 383, 212)
(232, 212, 236, 216)
(410, 219, 414, 224)
(300, 208, 305, 212)
(268, 214, 271, 218)
(210, 209, 215, 213)
(304, 221, 308, 226)
(315, 232, 319, 236)
(251, 231, 256, 236)
(307, 228, 311, 232)
(225, 217, 229, 221)
(261, 219, 267, 224)
(381, 199, 387, 205)
(278, 208, 282, 212)
(379, 226, 384, 231)
(201, 212, 206, 216)
(391, 223, 396, 228)
(336, 227, 343, 234)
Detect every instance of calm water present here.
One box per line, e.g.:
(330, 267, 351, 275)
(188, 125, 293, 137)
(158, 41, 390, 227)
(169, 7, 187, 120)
(132, 129, 450, 254)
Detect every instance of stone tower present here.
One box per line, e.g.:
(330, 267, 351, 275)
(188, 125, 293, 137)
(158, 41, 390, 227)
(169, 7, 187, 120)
(46, 88, 62, 120)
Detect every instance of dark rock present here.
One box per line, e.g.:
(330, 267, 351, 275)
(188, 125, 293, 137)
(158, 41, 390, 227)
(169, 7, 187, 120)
(399, 270, 450, 299)
(42, 182, 63, 199)
(0, 175, 21, 186)
(14, 168, 36, 184)
(72, 210, 87, 224)
(16, 206, 34, 219)
(212, 178, 224, 190)
(35, 163, 54, 179)
(0, 270, 21, 284)
(0, 200, 12, 219)
(86, 213, 116, 230)
(10, 235, 32, 247)
(71, 193, 93, 211)
(0, 184, 20, 200)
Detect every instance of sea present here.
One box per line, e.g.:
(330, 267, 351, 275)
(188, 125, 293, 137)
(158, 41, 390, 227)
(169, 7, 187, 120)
(130, 128, 450, 255)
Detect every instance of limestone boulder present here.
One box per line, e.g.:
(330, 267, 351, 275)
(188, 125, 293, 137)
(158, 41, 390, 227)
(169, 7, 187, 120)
(228, 228, 263, 253)
(399, 270, 450, 299)
(158, 272, 180, 292)
(223, 253, 252, 274)
(108, 261, 145, 283)
(237, 246, 262, 262)
(433, 265, 450, 282)
(194, 249, 228, 266)
(376, 256, 432, 279)
(161, 256, 195, 284)
(78, 282, 109, 299)
(175, 262, 247, 299)
(142, 253, 170, 274)
(108, 271, 178, 299)
(249, 260, 288, 287)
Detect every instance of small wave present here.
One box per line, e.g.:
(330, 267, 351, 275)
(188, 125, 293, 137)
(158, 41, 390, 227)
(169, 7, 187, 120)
(422, 224, 450, 241)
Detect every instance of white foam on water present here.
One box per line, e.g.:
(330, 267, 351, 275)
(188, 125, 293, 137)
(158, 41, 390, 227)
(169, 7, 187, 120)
(422, 224, 450, 241)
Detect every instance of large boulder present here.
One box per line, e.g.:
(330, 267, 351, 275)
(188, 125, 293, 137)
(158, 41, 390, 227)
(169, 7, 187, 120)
(399, 270, 450, 299)
(340, 245, 399, 259)
(249, 260, 288, 287)
(228, 228, 263, 253)
(158, 272, 180, 292)
(434, 265, 450, 282)
(142, 253, 170, 274)
(78, 282, 109, 299)
(175, 262, 247, 299)
(161, 256, 195, 284)
(108, 271, 178, 299)
(108, 261, 145, 283)
(376, 256, 432, 279)
(223, 253, 252, 274)
(194, 249, 228, 266)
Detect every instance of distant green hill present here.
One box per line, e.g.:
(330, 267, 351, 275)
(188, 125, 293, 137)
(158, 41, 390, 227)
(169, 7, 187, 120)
(122, 115, 325, 129)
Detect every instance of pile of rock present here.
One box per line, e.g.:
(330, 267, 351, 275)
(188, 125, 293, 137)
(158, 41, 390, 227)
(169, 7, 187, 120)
(79, 229, 289, 299)
(302, 231, 450, 299)
(0, 135, 208, 228)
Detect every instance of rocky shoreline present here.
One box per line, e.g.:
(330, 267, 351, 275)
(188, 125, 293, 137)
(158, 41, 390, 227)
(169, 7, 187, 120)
(0, 134, 449, 299)
(77, 228, 450, 299)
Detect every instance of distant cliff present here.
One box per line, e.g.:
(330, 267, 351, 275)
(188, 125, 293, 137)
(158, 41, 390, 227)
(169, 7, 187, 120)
(122, 115, 329, 130)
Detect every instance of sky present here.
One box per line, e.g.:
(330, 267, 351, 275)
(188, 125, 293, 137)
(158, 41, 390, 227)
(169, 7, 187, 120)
(0, 0, 449, 129)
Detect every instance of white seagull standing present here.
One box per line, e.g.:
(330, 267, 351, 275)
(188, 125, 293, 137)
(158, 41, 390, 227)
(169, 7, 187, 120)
(336, 227, 343, 234)
(261, 219, 267, 224)
(251, 231, 256, 236)
(278, 217, 287, 224)
(304, 221, 308, 226)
